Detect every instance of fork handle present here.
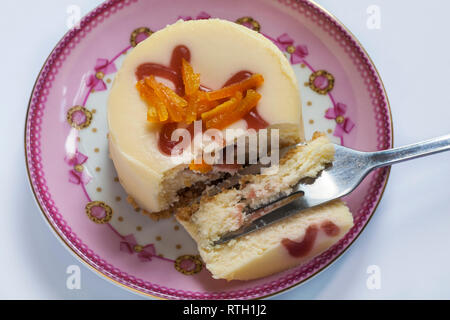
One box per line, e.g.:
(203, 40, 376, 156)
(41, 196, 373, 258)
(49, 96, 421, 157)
(369, 134, 450, 169)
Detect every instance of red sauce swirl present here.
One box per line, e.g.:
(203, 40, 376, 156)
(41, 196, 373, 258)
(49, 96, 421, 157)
(320, 220, 340, 237)
(136, 45, 190, 96)
(281, 225, 318, 258)
(136, 45, 269, 156)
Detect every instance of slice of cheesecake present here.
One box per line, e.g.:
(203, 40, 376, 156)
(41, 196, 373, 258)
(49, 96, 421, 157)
(108, 19, 304, 217)
(176, 133, 354, 281)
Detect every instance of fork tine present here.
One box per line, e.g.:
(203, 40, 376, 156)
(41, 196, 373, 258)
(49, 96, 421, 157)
(213, 144, 351, 245)
(214, 195, 310, 245)
(213, 176, 337, 245)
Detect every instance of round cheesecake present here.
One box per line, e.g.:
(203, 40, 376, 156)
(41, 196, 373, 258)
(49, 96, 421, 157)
(108, 19, 304, 215)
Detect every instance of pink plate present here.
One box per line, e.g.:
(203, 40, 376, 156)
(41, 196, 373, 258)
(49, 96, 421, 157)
(25, 0, 392, 299)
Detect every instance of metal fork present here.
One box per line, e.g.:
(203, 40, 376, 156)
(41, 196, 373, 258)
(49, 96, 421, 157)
(214, 134, 450, 245)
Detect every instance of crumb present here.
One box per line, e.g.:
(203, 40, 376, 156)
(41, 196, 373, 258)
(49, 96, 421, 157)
(176, 202, 200, 222)
(126, 196, 139, 209)
(142, 209, 172, 221)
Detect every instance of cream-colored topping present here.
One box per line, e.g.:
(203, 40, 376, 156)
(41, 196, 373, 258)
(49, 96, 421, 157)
(108, 19, 303, 212)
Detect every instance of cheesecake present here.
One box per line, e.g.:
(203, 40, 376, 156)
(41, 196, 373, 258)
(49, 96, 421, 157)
(176, 133, 354, 281)
(108, 19, 304, 217)
(108, 18, 354, 281)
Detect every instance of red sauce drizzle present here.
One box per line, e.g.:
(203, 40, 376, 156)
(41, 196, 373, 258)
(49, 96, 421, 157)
(136, 46, 269, 156)
(157, 123, 182, 156)
(223, 71, 269, 131)
(157, 122, 197, 156)
(281, 225, 318, 258)
(320, 220, 340, 237)
(136, 45, 190, 96)
(223, 71, 253, 87)
(245, 110, 269, 131)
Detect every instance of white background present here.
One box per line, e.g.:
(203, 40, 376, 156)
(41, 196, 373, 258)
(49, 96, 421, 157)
(1, 0, 450, 300)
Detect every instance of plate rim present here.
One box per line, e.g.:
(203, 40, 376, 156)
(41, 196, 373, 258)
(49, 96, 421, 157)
(24, 0, 393, 300)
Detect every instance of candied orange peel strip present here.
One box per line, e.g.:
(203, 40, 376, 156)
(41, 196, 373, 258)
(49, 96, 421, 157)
(189, 159, 213, 174)
(205, 74, 264, 101)
(190, 91, 219, 115)
(136, 60, 264, 127)
(201, 92, 242, 121)
(204, 90, 261, 130)
(145, 76, 187, 122)
(136, 80, 169, 122)
(181, 58, 200, 96)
